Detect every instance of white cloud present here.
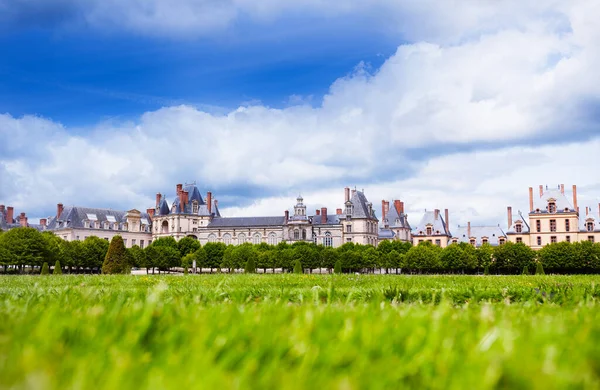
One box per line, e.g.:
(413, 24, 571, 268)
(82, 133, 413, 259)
(1, 1, 600, 229)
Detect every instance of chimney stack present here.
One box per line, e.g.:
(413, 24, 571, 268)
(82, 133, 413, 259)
(529, 187, 534, 212)
(0, 205, 4, 214)
(56, 203, 64, 219)
(560, 184, 565, 194)
(316, 209, 320, 216)
(336, 208, 342, 215)
(434, 209, 440, 220)
(146, 208, 155, 218)
(444, 209, 449, 228)
(394, 200, 402, 215)
(181, 190, 189, 213)
(6, 207, 14, 224)
(284, 210, 289, 222)
(507, 206, 513, 228)
(468, 221, 471, 238)
(19, 212, 27, 227)
(176, 183, 183, 195)
(586, 206, 589, 216)
(321, 207, 327, 224)
(155, 193, 161, 209)
(207, 192, 212, 214)
(344, 187, 350, 203)
(539, 185, 544, 197)
(385, 201, 390, 216)
(381, 200, 387, 221)
(399, 201, 404, 214)
(573, 185, 578, 212)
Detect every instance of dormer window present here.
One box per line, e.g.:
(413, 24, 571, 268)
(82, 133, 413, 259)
(84, 220, 90, 228)
(192, 202, 199, 214)
(515, 223, 522, 233)
(587, 221, 594, 232)
(346, 204, 353, 215)
(452, 238, 458, 244)
(469, 239, 476, 246)
(482, 238, 488, 245)
(499, 238, 506, 245)
(548, 201, 556, 213)
(426, 226, 432, 235)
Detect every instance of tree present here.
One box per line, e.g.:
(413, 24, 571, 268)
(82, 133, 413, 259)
(82, 237, 110, 273)
(181, 253, 195, 273)
(477, 243, 494, 272)
(0, 227, 48, 272)
(128, 245, 147, 270)
(493, 242, 535, 274)
(53, 260, 62, 275)
(293, 259, 303, 274)
(439, 243, 477, 273)
(257, 250, 275, 273)
(334, 259, 342, 274)
(538, 242, 574, 272)
(41, 262, 49, 275)
(292, 245, 319, 273)
(177, 236, 201, 257)
(233, 244, 257, 273)
(522, 265, 529, 275)
(194, 247, 208, 273)
(362, 247, 379, 273)
(320, 247, 339, 273)
(405, 242, 441, 273)
(102, 236, 132, 274)
(484, 264, 490, 275)
(204, 242, 226, 271)
(535, 262, 545, 275)
(244, 256, 256, 273)
(386, 250, 403, 274)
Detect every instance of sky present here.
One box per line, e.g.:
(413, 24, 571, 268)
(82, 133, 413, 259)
(1, 0, 600, 229)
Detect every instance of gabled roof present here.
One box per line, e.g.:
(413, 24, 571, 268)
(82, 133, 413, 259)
(579, 210, 600, 232)
(382, 203, 411, 230)
(451, 225, 506, 246)
(207, 216, 285, 228)
(506, 210, 531, 234)
(310, 214, 341, 225)
(46, 206, 152, 231)
(532, 188, 575, 214)
(411, 210, 450, 236)
(378, 228, 395, 239)
(348, 191, 377, 220)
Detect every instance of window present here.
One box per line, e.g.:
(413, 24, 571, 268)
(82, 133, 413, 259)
(418, 240, 424, 244)
(223, 233, 232, 246)
(253, 234, 261, 245)
(140, 240, 144, 249)
(566, 219, 570, 232)
(192, 202, 199, 214)
(346, 238, 352, 242)
(208, 234, 217, 243)
(238, 233, 246, 243)
(312, 232, 317, 245)
(536, 220, 541, 233)
(268, 233, 277, 246)
(123, 239, 128, 247)
(426, 226, 433, 235)
(587, 222, 594, 232)
(589, 236, 595, 243)
(482, 238, 488, 245)
(435, 239, 442, 247)
(469, 239, 476, 246)
(294, 230, 300, 240)
(302, 229, 306, 240)
(566, 236, 571, 243)
(548, 202, 556, 213)
(551, 236, 557, 243)
(346, 204, 352, 215)
(193, 220, 198, 225)
(452, 239, 458, 244)
(537, 236, 542, 246)
(76, 236, 80, 240)
(346, 225, 352, 233)
(516, 237, 523, 243)
(324, 232, 333, 247)
(550, 219, 556, 232)
(161, 221, 168, 234)
(515, 223, 522, 233)
(499, 238, 505, 245)
(132, 239, 136, 246)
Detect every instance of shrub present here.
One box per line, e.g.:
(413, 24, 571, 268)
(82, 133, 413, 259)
(102, 236, 131, 274)
(53, 260, 62, 275)
(484, 265, 490, 275)
(536, 262, 545, 275)
(293, 259, 303, 274)
(522, 266, 529, 275)
(41, 262, 49, 275)
(245, 257, 256, 274)
(334, 259, 342, 274)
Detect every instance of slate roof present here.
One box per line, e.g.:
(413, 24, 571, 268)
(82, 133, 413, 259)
(378, 228, 395, 239)
(156, 184, 220, 217)
(310, 214, 341, 225)
(451, 225, 507, 246)
(381, 203, 411, 230)
(506, 211, 530, 234)
(46, 206, 152, 232)
(579, 209, 600, 232)
(411, 210, 450, 236)
(532, 187, 575, 214)
(348, 191, 377, 220)
(207, 216, 286, 228)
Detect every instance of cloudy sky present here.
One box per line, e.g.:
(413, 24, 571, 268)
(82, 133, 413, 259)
(1, 0, 600, 228)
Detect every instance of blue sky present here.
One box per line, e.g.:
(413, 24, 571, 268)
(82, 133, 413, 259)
(1, 0, 600, 227)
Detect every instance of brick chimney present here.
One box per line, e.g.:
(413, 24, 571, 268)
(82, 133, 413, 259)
(56, 204, 64, 219)
(573, 185, 578, 212)
(399, 201, 404, 214)
(19, 212, 27, 227)
(539, 185, 544, 197)
(6, 207, 14, 223)
(560, 184, 565, 194)
(381, 200, 386, 221)
(344, 187, 350, 203)
(385, 201, 390, 216)
(507, 206, 513, 228)
(146, 208, 155, 218)
(434, 209, 440, 220)
(394, 200, 402, 215)
(156, 193, 161, 209)
(444, 209, 449, 228)
(586, 206, 589, 216)
(467, 221, 471, 238)
(0, 205, 4, 214)
(176, 183, 183, 195)
(336, 208, 342, 215)
(529, 187, 534, 212)
(284, 210, 289, 222)
(207, 191, 212, 214)
(321, 207, 327, 224)
(180, 190, 189, 213)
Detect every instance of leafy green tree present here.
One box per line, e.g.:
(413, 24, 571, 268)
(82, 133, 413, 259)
(53, 260, 62, 275)
(477, 243, 494, 271)
(484, 264, 490, 275)
(233, 244, 258, 273)
(102, 235, 132, 274)
(151, 236, 179, 250)
(334, 259, 342, 274)
(293, 259, 303, 274)
(293, 245, 319, 273)
(177, 236, 201, 257)
(194, 247, 208, 273)
(181, 253, 195, 272)
(405, 242, 441, 273)
(204, 242, 226, 271)
(572, 241, 600, 271)
(82, 236, 110, 273)
(538, 242, 574, 272)
(362, 247, 379, 272)
(41, 262, 49, 275)
(0, 227, 48, 273)
(41, 231, 62, 267)
(386, 250, 403, 274)
(146, 246, 181, 273)
(439, 243, 477, 273)
(320, 247, 339, 273)
(221, 246, 236, 273)
(493, 242, 535, 274)
(128, 245, 146, 269)
(377, 240, 393, 256)
(257, 250, 275, 273)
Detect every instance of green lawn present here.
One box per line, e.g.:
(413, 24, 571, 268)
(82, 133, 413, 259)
(1, 275, 600, 389)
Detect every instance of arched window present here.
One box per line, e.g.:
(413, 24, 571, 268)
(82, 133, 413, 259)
(499, 238, 506, 245)
(323, 232, 333, 247)
(548, 201, 556, 213)
(587, 222, 595, 232)
(161, 221, 168, 234)
(426, 226, 432, 235)
(208, 234, 217, 243)
(253, 233, 261, 245)
(223, 233, 231, 245)
(294, 230, 300, 240)
(268, 233, 277, 246)
(237, 233, 246, 244)
(302, 229, 306, 240)
(312, 232, 317, 245)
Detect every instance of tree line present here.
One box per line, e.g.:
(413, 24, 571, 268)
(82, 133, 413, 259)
(1, 227, 600, 274)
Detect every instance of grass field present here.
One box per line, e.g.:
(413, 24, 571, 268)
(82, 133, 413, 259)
(2, 275, 600, 389)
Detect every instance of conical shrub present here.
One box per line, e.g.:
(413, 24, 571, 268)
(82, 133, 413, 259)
(244, 257, 256, 274)
(522, 265, 529, 275)
(334, 259, 342, 274)
(183, 266, 188, 275)
(53, 260, 62, 275)
(293, 259, 303, 274)
(102, 236, 131, 274)
(536, 262, 545, 275)
(483, 265, 490, 275)
(41, 262, 49, 275)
